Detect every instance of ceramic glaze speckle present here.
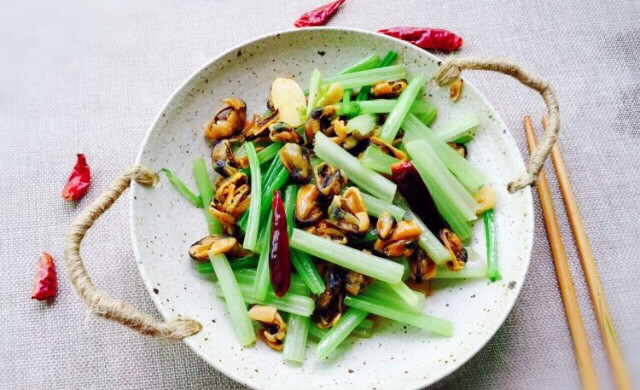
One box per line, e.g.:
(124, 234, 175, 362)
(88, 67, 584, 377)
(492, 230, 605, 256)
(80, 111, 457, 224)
(130, 28, 533, 390)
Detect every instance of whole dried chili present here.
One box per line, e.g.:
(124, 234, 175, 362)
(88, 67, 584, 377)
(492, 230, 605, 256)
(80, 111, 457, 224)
(378, 27, 463, 52)
(294, 0, 346, 27)
(62, 154, 91, 201)
(269, 190, 291, 297)
(32, 252, 58, 300)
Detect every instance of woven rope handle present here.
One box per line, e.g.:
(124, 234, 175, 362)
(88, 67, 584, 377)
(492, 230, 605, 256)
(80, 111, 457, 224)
(435, 57, 560, 193)
(63, 165, 202, 340)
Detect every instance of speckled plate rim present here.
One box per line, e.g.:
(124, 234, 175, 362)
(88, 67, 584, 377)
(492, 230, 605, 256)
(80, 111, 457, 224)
(129, 27, 534, 390)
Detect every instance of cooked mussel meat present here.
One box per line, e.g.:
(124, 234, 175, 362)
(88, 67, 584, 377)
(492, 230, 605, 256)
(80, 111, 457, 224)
(374, 215, 422, 258)
(371, 79, 408, 98)
(204, 98, 246, 140)
(327, 187, 370, 235)
(189, 234, 238, 260)
(314, 162, 348, 198)
(211, 140, 238, 177)
(294, 184, 324, 226)
(269, 122, 302, 144)
(312, 264, 345, 328)
(248, 305, 287, 350)
(279, 143, 312, 184)
(439, 227, 467, 271)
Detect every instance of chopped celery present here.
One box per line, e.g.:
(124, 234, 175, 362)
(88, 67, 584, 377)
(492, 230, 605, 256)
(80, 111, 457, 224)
(283, 185, 299, 236)
(346, 113, 377, 135)
(363, 282, 424, 312)
(403, 137, 476, 239)
(344, 295, 453, 336)
(315, 308, 368, 359)
(242, 142, 261, 251)
(352, 229, 378, 244)
(213, 281, 315, 317)
(209, 252, 255, 346)
(338, 53, 380, 74)
(405, 211, 451, 265)
(353, 99, 436, 115)
(196, 255, 258, 274)
(314, 132, 396, 203)
(484, 209, 502, 281)
(434, 262, 488, 279)
(378, 74, 427, 142)
(385, 280, 423, 308)
(360, 145, 400, 175)
(238, 159, 289, 233)
(343, 88, 352, 104)
(193, 158, 222, 234)
(291, 249, 326, 295)
(433, 113, 481, 143)
(290, 229, 404, 284)
(321, 65, 406, 90)
(283, 314, 310, 363)
(414, 105, 438, 126)
(235, 267, 309, 296)
(306, 69, 322, 117)
(256, 142, 283, 165)
(308, 320, 372, 341)
(359, 191, 406, 221)
(403, 114, 486, 193)
(252, 213, 272, 301)
(161, 168, 203, 208)
(356, 50, 398, 101)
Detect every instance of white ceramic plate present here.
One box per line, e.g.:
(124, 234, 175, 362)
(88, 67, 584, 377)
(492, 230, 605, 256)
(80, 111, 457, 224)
(130, 28, 533, 390)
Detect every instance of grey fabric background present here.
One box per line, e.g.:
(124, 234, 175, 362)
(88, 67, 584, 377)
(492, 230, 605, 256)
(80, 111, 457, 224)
(1, 1, 638, 389)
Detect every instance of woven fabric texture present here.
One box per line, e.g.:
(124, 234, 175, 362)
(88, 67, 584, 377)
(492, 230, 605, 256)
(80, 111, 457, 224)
(1, 1, 638, 389)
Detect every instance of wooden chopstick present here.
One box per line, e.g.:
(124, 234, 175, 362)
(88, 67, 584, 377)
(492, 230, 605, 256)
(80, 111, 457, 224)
(542, 117, 632, 390)
(524, 116, 598, 390)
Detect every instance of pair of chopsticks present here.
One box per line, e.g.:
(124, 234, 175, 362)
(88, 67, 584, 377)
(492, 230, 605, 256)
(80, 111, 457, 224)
(524, 117, 632, 390)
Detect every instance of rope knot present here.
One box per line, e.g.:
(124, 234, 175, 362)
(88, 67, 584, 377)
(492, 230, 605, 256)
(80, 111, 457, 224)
(435, 59, 462, 86)
(125, 165, 158, 186)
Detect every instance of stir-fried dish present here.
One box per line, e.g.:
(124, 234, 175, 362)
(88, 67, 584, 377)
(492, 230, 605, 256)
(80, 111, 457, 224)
(163, 51, 502, 362)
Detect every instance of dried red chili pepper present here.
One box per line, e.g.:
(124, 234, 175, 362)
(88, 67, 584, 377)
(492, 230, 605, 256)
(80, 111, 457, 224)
(32, 252, 58, 300)
(379, 27, 463, 52)
(391, 161, 447, 234)
(62, 154, 91, 201)
(294, 0, 346, 27)
(269, 190, 291, 297)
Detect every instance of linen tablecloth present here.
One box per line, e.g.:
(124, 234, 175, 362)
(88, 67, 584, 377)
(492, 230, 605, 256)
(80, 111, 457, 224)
(1, 1, 638, 388)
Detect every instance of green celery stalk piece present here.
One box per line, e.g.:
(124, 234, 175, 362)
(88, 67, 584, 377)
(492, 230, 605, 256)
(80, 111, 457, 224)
(314, 132, 396, 203)
(306, 69, 322, 117)
(359, 191, 406, 221)
(209, 253, 255, 346)
(283, 314, 310, 363)
(321, 65, 406, 90)
(252, 213, 272, 301)
(193, 158, 222, 234)
(290, 229, 404, 284)
(214, 280, 314, 316)
(433, 113, 480, 143)
(242, 142, 261, 251)
(346, 113, 377, 135)
(378, 74, 427, 142)
(290, 249, 325, 295)
(360, 145, 400, 175)
(160, 168, 203, 208)
(315, 308, 368, 359)
(405, 211, 451, 265)
(344, 295, 453, 337)
(484, 209, 502, 281)
(403, 114, 486, 193)
(338, 53, 380, 74)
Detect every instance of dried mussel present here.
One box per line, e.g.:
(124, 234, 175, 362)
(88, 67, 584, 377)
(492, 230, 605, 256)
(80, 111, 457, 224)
(373, 212, 422, 258)
(312, 264, 345, 328)
(439, 227, 467, 271)
(344, 269, 372, 296)
(269, 122, 302, 144)
(248, 305, 287, 350)
(314, 162, 348, 198)
(209, 172, 251, 233)
(409, 248, 437, 284)
(305, 220, 348, 245)
(204, 98, 246, 140)
(370, 136, 408, 160)
(294, 184, 324, 226)
(327, 187, 370, 235)
(371, 79, 408, 98)
(279, 143, 312, 184)
(211, 140, 238, 177)
(243, 110, 279, 140)
(304, 105, 346, 143)
(189, 234, 239, 260)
